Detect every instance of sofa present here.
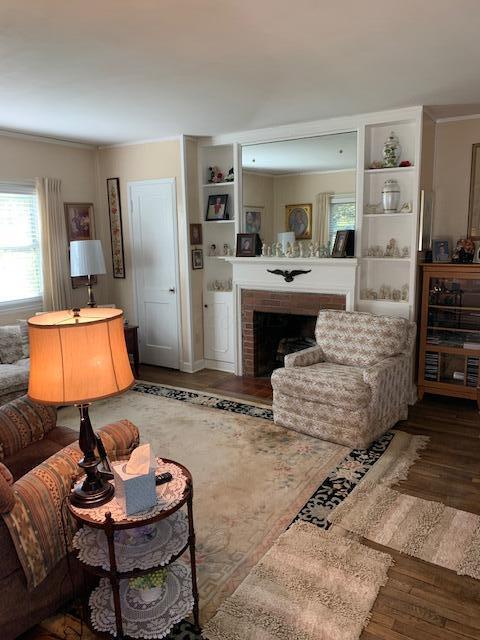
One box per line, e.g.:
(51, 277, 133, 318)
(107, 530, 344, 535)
(0, 395, 140, 639)
(0, 321, 30, 405)
(271, 310, 416, 449)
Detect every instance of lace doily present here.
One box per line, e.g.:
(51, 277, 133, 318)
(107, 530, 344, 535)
(89, 562, 193, 639)
(73, 510, 188, 571)
(71, 459, 187, 523)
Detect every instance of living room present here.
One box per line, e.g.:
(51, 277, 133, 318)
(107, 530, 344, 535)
(1, 2, 480, 639)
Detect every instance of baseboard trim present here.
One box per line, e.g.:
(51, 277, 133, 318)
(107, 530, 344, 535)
(204, 359, 235, 373)
(180, 359, 206, 373)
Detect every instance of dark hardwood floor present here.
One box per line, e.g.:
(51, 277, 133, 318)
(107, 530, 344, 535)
(28, 366, 480, 640)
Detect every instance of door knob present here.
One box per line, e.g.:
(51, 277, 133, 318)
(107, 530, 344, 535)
(204, 304, 208, 308)
(169, 287, 175, 293)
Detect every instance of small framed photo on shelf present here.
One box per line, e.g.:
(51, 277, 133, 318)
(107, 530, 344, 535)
(189, 223, 203, 245)
(206, 194, 229, 221)
(244, 206, 263, 234)
(332, 229, 355, 257)
(236, 233, 262, 257)
(191, 248, 204, 270)
(432, 239, 451, 262)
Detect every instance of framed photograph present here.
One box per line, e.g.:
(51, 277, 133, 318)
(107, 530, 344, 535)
(191, 248, 204, 270)
(468, 143, 480, 240)
(206, 194, 229, 221)
(106, 178, 125, 279)
(189, 223, 203, 245)
(64, 202, 94, 241)
(285, 203, 312, 240)
(432, 239, 451, 262)
(244, 206, 263, 234)
(236, 233, 261, 257)
(332, 229, 355, 257)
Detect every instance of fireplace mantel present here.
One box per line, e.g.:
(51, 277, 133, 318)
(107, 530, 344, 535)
(222, 256, 358, 375)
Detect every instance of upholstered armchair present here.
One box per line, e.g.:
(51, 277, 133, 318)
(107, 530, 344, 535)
(271, 310, 416, 449)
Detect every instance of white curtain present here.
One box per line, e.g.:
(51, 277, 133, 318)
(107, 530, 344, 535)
(36, 177, 72, 311)
(315, 192, 333, 245)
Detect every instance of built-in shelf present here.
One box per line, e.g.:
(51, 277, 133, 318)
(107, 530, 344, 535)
(361, 257, 410, 262)
(204, 219, 235, 224)
(364, 167, 414, 174)
(363, 212, 415, 218)
(205, 255, 232, 259)
(202, 181, 235, 188)
(360, 299, 409, 305)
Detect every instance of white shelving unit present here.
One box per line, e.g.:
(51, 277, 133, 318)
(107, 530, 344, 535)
(357, 117, 422, 320)
(197, 143, 239, 372)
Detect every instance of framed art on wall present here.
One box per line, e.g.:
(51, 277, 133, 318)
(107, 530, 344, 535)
(285, 203, 312, 240)
(189, 223, 203, 245)
(64, 202, 96, 288)
(244, 206, 263, 234)
(468, 143, 480, 240)
(191, 248, 204, 269)
(206, 194, 229, 220)
(106, 178, 126, 278)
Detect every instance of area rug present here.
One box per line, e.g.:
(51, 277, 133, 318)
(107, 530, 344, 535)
(330, 484, 480, 580)
(204, 520, 393, 640)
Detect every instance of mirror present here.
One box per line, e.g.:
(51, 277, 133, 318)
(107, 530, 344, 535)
(241, 132, 357, 251)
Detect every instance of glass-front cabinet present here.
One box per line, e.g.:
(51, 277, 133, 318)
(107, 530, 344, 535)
(418, 264, 480, 406)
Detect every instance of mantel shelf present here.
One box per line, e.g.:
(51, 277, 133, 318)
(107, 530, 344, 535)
(222, 256, 358, 266)
(361, 257, 410, 262)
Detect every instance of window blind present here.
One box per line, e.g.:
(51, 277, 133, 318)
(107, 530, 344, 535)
(328, 195, 356, 247)
(0, 181, 43, 305)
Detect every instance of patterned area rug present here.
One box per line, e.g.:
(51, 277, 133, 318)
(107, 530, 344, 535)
(40, 383, 419, 640)
(204, 521, 393, 640)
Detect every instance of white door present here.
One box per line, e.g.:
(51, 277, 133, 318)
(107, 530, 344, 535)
(129, 179, 180, 369)
(203, 292, 234, 363)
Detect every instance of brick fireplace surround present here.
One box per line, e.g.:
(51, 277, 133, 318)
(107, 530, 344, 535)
(241, 289, 346, 377)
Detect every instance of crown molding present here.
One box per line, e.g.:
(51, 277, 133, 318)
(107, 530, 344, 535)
(98, 134, 182, 150)
(0, 128, 95, 149)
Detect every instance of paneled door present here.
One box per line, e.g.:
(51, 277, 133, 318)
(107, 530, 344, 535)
(129, 179, 180, 369)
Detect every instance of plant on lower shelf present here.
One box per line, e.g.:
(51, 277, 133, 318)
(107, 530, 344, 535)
(129, 568, 168, 591)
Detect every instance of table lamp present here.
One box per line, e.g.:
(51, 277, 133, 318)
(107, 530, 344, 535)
(70, 239, 106, 307)
(28, 308, 134, 508)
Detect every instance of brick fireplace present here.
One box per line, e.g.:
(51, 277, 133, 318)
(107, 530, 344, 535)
(241, 289, 346, 377)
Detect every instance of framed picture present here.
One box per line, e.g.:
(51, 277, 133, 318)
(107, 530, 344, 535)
(468, 143, 480, 240)
(285, 203, 312, 240)
(64, 202, 94, 241)
(106, 178, 125, 279)
(332, 229, 355, 257)
(236, 233, 261, 257)
(64, 202, 96, 289)
(189, 223, 203, 245)
(206, 194, 229, 221)
(244, 206, 263, 234)
(432, 239, 451, 262)
(191, 248, 204, 270)
(418, 190, 434, 251)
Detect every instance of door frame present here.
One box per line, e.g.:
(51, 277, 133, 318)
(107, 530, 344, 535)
(128, 178, 182, 369)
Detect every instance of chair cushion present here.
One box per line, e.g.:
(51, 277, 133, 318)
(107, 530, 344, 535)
(0, 359, 29, 400)
(0, 325, 23, 364)
(271, 362, 371, 409)
(315, 310, 410, 367)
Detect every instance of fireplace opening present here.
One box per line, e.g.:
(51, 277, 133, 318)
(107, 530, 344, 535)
(254, 311, 316, 377)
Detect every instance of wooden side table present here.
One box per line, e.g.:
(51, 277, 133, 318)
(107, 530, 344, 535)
(68, 459, 200, 639)
(124, 325, 139, 377)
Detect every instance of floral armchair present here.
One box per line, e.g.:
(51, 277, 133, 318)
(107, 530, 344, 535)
(271, 310, 416, 449)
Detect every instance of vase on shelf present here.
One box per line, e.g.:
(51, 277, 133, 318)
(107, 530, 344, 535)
(382, 179, 400, 213)
(383, 131, 401, 168)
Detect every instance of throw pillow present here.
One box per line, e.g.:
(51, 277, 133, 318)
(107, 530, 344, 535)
(0, 463, 14, 513)
(0, 325, 23, 364)
(16, 319, 29, 359)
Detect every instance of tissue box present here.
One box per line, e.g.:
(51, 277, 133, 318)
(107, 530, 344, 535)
(112, 461, 157, 516)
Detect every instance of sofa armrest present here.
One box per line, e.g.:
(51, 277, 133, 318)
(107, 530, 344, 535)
(0, 396, 56, 461)
(284, 345, 324, 368)
(97, 419, 140, 460)
(363, 354, 410, 414)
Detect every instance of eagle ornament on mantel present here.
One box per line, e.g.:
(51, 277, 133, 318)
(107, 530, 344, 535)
(266, 269, 312, 282)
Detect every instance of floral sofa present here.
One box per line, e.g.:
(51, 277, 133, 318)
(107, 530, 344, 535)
(0, 322, 30, 405)
(271, 310, 416, 449)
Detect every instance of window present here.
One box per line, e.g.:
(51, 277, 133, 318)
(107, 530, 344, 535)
(0, 182, 42, 305)
(328, 195, 356, 248)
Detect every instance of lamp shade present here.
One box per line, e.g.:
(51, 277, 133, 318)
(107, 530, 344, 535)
(28, 308, 134, 405)
(70, 240, 106, 277)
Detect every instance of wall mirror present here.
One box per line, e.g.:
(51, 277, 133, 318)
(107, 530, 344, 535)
(468, 142, 480, 240)
(241, 132, 357, 250)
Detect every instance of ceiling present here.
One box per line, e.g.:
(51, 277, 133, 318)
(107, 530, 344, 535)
(2, 1, 480, 145)
(242, 133, 357, 174)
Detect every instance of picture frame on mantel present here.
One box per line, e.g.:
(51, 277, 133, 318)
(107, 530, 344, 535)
(332, 229, 355, 257)
(106, 178, 126, 278)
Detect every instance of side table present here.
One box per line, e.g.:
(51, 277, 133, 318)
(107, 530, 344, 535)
(124, 325, 140, 377)
(68, 459, 200, 639)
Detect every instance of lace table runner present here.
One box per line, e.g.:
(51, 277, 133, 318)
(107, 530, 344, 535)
(71, 459, 187, 523)
(90, 562, 193, 639)
(73, 510, 189, 571)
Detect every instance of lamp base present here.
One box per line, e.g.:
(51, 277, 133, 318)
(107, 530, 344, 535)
(72, 404, 115, 509)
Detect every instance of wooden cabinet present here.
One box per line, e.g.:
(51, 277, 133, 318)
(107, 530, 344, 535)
(203, 291, 235, 370)
(418, 264, 480, 406)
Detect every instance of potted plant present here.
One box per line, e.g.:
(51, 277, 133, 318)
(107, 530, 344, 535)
(129, 568, 168, 603)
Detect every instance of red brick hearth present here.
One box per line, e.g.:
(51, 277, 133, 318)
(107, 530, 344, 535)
(241, 289, 346, 377)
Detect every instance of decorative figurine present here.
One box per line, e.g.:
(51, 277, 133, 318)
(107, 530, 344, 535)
(401, 284, 409, 301)
(208, 243, 217, 257)
(392, 288, 402, 302)
(402, 246, 410, 258)
(299, 242, 305, 258)
(452, 237, 475, 263)
(284, 241, 292, 257)
(223, 243, 230, 256)
(261, 242, 267, 257)
(383, 131, 401, 167)
(400, 201, 413, 213)
(266, 245, 271, 257)
(225, 167, 234, 182)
